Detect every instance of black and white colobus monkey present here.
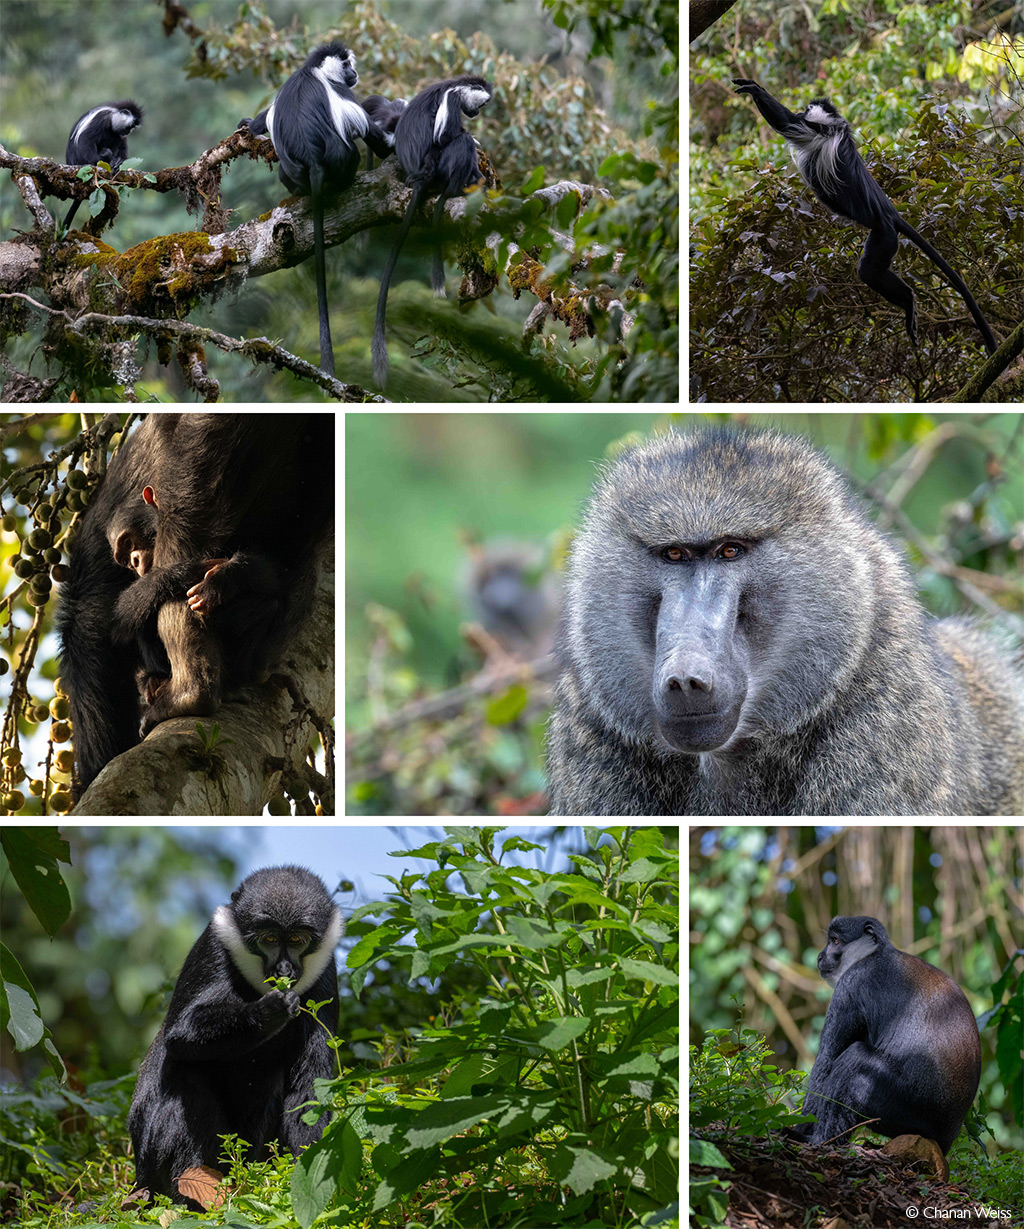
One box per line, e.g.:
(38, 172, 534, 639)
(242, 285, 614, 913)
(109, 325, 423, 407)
(372, 75, 493, 388)
(361, 95, 407, 170)
(792, 916, 981, 1155)
(63, 100, 143, 230)
(732, 80, 997, 355)
(241, 43, 393, 375)
(129, 866, 342, 1209)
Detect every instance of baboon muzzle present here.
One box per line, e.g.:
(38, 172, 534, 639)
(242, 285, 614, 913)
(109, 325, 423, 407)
(651, 578, 747, 753)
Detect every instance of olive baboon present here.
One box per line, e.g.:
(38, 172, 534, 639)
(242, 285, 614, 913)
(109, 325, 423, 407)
(463, 539, 562, 658)
(547, 429, 1024, 817)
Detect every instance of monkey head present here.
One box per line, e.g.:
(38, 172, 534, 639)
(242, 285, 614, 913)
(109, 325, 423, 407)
(817, 915, 890, 986)
(211, 866, 343, 994)
(107, 489, 157, 576)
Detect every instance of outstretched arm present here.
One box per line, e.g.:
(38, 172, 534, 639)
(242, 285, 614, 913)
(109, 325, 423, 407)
(112, 561, 207, 640)
(361, 117, 395, 162)
(185, 551, 282, 616)
(733, 79, 807, 137)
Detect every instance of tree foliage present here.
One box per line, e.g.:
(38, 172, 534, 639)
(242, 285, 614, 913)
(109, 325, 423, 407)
(689, 0, 1022, 402)
(1, 0, 678, 402)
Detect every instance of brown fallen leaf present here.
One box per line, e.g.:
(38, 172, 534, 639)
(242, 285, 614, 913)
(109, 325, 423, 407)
(176, 1165, 229, 1210)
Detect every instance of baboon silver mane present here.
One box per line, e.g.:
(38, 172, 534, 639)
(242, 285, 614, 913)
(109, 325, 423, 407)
(548, 429, 1024, 817)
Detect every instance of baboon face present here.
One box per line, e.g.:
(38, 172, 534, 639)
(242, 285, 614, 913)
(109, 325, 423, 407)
(565, 430, 870, 754)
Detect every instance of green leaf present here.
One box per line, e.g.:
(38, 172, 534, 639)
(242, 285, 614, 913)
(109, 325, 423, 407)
(442, 1052, 519, 1097)
(522, 166, 546, 193)
(291, 1118, 362, 1226)
(505, 915, 572, 950)
(691, 1137, 732, 1169)
(372, 1146, 441, 1211)
(556, 191, 580, 230)
(514, 1015, 592, 1052)
(405, 1093, 507, 1148)
(618, 956, 679, 986)
(2, 974, 43, 1049)
(486, 684, 529, 726)
(0, 828, 72, 935)
(549, 1144, 619, 1195)
(346, 925, 402, 969)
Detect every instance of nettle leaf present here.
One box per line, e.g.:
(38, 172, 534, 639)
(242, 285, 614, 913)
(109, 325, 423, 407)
(513, 1015, 592, 1052)
(405, 1093, 508, 1148)
(617, 955, 679, 986)
(371, 1146, 441, 1211)
(291, 1118, 362, 1227)
(550, 1144, 620, 1195)
(506, 915, 572, 950)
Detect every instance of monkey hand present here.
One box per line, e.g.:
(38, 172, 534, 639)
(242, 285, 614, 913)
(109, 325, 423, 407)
(732, 78, 763, 95)
(256, 988, 301, 1034)
(186, 560, 231, 615)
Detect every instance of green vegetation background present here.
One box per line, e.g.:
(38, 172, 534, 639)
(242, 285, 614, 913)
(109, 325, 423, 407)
(346, 411, 1024, 719)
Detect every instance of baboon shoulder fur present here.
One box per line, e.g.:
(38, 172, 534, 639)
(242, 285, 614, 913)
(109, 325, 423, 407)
(547, 429, 1024, 817)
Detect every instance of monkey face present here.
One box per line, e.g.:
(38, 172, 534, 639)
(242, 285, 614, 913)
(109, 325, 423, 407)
(249, 926, 316, 983)
(816, 916, 883, 986)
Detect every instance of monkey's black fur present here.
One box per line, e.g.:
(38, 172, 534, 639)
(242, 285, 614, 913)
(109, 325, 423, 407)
(129, 866, 342, 1209)
(241, 43, 391, 375)
(58, 414, 333, 793)
(732, 80, 997, 354)
(360, 94, 406, 170)
(792, 916, 980, 1154)
(63, 99, 143, 230)
(372, 75, 493, 387)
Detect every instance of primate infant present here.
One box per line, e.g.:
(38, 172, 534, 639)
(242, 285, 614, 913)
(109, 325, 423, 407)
(108, 485, 283, 733)
(794, 916, 980, 1154)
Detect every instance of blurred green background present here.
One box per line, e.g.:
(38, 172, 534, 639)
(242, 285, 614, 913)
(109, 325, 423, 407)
(345, 413, 663, 719)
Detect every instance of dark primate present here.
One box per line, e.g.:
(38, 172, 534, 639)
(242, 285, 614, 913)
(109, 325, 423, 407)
(464, 539, 561, 657)
(732, 80, 997, 355)
(129, 866, 342, 1209)
(63, 99, 143, 230)
(360, 94, 406, 169)
(58, 413, 334, 793)
(108, 484, 285, 734)
(792, 916, 980, 1154)
(547, 429, 1024, 816)
(372, 75, 493, 387)
(241, 43, 392, 375)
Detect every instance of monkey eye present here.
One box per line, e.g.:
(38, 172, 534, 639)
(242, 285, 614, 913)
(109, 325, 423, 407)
(288, 933, 305, 946)
(717, 542, 746, 560)
(660, 545, 687, 562)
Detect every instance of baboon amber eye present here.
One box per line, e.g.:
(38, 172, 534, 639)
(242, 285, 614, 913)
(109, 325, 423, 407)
(663, 546, 684, 562)
(720, 544, 743, 559)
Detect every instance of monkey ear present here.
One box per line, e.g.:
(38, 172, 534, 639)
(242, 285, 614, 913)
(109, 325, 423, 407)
(143, 485, 156, 506)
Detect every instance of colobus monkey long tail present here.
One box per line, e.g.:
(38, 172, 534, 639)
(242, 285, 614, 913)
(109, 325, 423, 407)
(63, 100, 143, 231)
(372, 75, 493, 388)
(732, 80, 997, 355)
(242, 43, 392, 376)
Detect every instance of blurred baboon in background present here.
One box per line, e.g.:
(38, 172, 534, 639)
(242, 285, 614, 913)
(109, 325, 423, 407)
(462, 539, 562, 660)
(548, 429, 1024, 817)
